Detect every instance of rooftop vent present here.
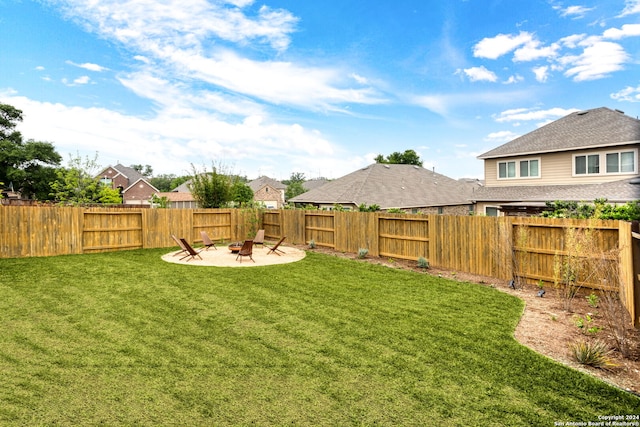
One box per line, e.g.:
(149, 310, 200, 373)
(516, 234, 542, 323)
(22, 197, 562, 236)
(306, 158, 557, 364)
(577, 111, 589, 116)
(383, 164, 390, 169)
(615, 109, 625, 114)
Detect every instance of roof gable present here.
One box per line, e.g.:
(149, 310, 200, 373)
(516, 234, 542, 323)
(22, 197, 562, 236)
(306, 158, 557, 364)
(478, 107, 640, 159)
(248, 176, 285, 192)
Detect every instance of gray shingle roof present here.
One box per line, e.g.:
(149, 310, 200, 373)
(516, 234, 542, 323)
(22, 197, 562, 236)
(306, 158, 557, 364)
(472, 178, 640, 203)
(248, 176, 285, 192)
(478, 107, 640, 159)
(113, 164, 146, 183)
(290, 163, 480, 208)
(302, 178, 329, 191)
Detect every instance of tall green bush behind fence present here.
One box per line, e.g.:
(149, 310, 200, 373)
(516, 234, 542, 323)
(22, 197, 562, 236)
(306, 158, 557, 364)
(1, 206, 638, 326)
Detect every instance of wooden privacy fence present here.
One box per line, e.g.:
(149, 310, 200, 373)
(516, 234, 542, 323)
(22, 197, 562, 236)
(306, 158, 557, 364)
(1, 206, 638, 326)
(0, 206, 258, 257)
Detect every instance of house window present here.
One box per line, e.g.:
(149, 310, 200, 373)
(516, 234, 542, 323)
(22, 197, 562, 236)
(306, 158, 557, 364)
(498, 158, 539, 179)
(519, 159, 539, 178)
(498, 161, 515, 179)
(606, 151, 635, 173)
(575, 149, 636, 176)
(485, 207, 499, 217)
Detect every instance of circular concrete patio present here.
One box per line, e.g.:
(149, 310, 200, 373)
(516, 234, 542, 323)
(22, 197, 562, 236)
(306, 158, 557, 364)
(161, 244, 306, 267)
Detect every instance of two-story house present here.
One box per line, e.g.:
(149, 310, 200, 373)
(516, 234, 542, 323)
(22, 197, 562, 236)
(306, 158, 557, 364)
(96, 164, 159, 205)
(473, 107, 640, 216)
(248, 176, 286, 209)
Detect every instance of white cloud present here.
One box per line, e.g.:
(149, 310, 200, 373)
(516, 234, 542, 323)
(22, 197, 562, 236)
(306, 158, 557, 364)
(461, 66, 497, 82)
(603, 24, 640, 39)
(2, 92, 343, 178)
(513, 41, 560, 62)
(559, 34, 586, 48)
(611, 85, 640, 102)
(618, 0, 640, 17)
(411, 90, 534, 117)
(558, 5, 594, 18)
(532, 66, 549, 82)
(62, 76, 91, 86)
(350, 73, 369, 85)
(493, 107, 579, 123)
(66, 60, 108, 72)
(35, 66, 45, 71)
(473, 31, 533, 59)
(503, 74, 524, 84)
(50, 1, 384, 111)
(484, 130, 520, 142)
(56, 0, 299, 52)
(563, 40, 628, 81)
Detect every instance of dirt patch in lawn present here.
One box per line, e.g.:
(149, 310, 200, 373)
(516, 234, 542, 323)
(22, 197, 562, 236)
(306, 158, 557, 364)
(302, 245, 640, 397)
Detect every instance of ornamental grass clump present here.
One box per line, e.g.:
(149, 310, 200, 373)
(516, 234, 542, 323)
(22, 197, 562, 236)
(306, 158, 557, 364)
(570, 339, 617, 370)
(417, 257, 429, 269)
(357, 248, 369, 259)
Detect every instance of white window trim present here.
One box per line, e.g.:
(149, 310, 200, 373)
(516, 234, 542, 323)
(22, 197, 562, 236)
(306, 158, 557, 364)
(484, 206, 501, 217)
(572, 148, 638, 177)
(497, 157, 541, 180)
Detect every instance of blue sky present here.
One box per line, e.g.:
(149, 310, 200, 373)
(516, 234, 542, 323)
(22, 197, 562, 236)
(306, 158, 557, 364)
(2, 0, 640, 181)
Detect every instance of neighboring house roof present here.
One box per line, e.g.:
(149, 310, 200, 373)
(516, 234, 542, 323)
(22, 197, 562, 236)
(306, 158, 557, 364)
(473, 177, 640, 204)
(478, 107, 640, 159)
(303, 178, 329, 191)
(98, 164, 159, 192)
(290, 163, 480, 209)
(172, 182, 191, 192)
(248, 176, 286, 192)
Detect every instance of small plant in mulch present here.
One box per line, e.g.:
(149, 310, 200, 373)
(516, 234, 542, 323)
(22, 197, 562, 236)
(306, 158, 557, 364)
(357, 248, 369, 259)
(417, 257, 429, 269)
(570, 339, 617, 370)
(308, 239, 316, 249)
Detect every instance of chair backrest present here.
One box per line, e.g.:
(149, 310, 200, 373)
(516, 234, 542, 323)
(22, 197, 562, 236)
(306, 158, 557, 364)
(200, 231, 214, 246)
(180, 238, 199, 256)
(172, 234, 187, 250)
(254, 229, 265, 244)
(238, 239, 253, 255)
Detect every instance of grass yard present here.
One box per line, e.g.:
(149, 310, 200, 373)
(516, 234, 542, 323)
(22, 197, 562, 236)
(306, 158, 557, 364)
(0, 249, 638, 425)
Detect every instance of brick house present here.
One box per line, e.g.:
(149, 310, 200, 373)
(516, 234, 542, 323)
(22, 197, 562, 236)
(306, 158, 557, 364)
(248, 176, 286, 209)
(96, 164, 159, 205)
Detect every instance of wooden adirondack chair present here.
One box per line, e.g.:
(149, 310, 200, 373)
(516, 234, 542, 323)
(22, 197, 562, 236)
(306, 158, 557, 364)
(200, 231, 218, 250)
(236, 239, 255, 263)
(253, 229, 265, 247)
(179, 238, 203, 262)
(266, 236, 286, 256)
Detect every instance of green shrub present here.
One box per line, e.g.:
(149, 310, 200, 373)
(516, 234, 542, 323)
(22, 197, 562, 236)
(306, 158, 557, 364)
(308, 239, 316, 249)
(357, 248, 369, 259)
(417, 257, 429, 269)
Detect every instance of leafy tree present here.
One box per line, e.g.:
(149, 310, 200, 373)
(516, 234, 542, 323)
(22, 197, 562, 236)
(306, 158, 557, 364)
(188, 163, 235, 208)
(282, 172, 306, 186)
(374, 149, 423, 166)
(150, 194, 170, 208)
(358, 203, 380, 212)
(231, 180, 254, 205)
(131, 164, 153, 177)
(50, 152, 120, 204)
(150, 174, 190, 192)
(0, 103, 62, 199)
(285, 172, 306, 199)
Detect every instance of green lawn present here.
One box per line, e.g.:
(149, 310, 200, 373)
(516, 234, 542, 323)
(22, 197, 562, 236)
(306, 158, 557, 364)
(0, 249, 638, 425)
